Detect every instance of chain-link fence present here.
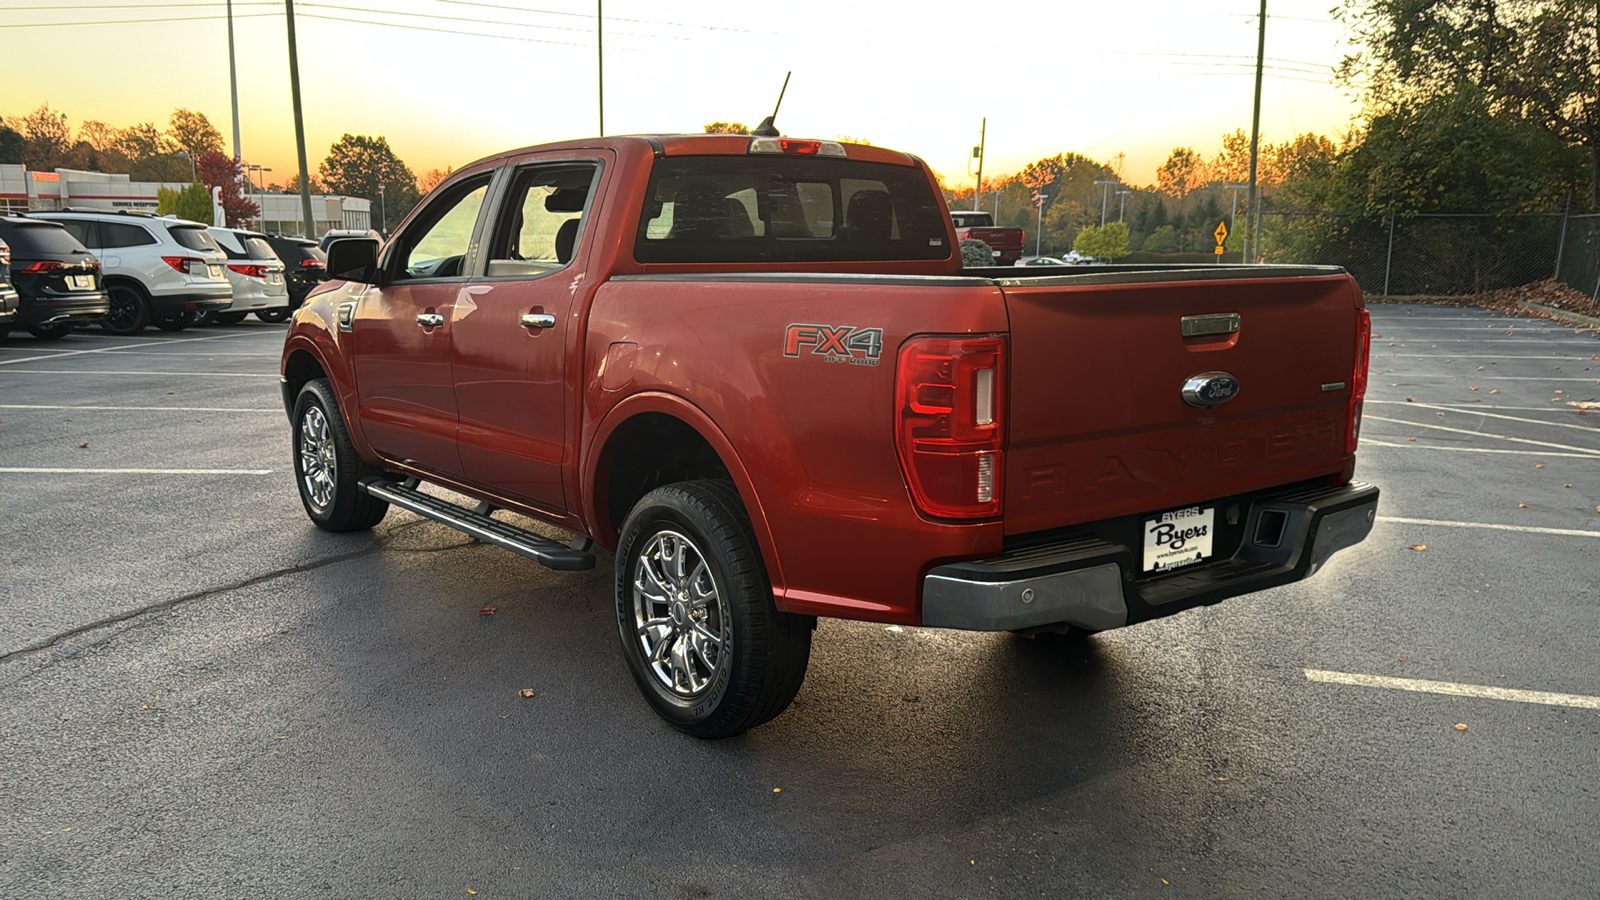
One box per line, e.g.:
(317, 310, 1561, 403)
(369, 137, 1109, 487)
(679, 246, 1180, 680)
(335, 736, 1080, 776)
(1257, 209, 1595, 300)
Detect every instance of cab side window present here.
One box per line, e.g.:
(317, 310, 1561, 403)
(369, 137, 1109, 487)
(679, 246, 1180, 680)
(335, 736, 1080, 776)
(101, 222, 157, 248)
(391, 175, 492, 281)
(486, 163, 599, 278)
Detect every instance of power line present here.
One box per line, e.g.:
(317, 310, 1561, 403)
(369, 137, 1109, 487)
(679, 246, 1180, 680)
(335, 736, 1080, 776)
(432, 0, 759, 32)
(299, 2, 686, 41)
(0, 11, 279, 28)
(296, 10, 624, 49)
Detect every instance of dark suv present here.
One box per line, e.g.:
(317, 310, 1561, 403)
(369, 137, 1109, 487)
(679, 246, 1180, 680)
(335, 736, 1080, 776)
(0, 217, 108, 340)
(0, 237, 19, 333)
(261, 233, 327, 321)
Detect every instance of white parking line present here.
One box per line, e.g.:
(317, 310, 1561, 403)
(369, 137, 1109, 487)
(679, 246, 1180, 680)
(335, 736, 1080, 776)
(0, 331, 260, 367)
(1372, 401, 1600, 433)
(0, 467, 274, 475)
(0, 370, 278, 378)
(1362, 439, 1600, 458)
(1369, 401, 1600, 413)
(1369, 375, 1600, 381)
(1305, 669, 1600, 710)
(0, 404, 280, 413)
(1364, 415, 1600, 455)
(1376, 515, 1600, 538)
(1371, 339, 1600, 345)
(1378, 354, 1595, 360)
(1362, 440, 1600, 458)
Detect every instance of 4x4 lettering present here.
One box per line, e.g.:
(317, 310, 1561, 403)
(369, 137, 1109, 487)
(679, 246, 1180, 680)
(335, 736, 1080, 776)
(811, 325, 853, 356)
(782, 323, 885, 363)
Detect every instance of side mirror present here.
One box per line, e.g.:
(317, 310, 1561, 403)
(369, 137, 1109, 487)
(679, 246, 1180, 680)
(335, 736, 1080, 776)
(326, 237, 383, 284)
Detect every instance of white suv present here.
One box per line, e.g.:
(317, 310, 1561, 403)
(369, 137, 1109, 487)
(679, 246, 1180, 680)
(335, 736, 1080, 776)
(34, 211, 234, 334)
(205, 226, 289, 324)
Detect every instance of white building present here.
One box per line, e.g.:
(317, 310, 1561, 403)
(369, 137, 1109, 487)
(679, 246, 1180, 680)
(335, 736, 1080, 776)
(0, 164, 371, 237)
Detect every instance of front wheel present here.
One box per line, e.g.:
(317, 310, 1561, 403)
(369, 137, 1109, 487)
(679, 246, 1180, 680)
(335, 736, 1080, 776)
(291, 378, 389, 531)
(154, 310, 198, 332)
(28, 323, 74, 340)
(615, 481, 812, 739)
(215, 311, 249, 325)
(101, 284, 151, 335)
(256, 308, 290, 323)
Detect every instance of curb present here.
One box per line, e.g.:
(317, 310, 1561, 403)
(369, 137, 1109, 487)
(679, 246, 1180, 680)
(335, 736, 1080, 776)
(1516, 301, 1600, 331)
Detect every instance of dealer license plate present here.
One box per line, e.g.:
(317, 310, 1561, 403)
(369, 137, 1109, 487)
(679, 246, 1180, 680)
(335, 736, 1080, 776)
(68, 275, 95, 290)
(269, 272, 283, 284)
(209, 264, 224, 279)
(1142, 506, 1215, 572)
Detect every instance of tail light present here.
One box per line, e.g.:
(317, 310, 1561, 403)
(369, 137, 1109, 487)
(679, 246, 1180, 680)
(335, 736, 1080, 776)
(748, 137, 847, 158)
(895, 335, 1007, 519)
(1347, 307, 1371, 455)
(0, 247, 10, 266)
(20, 260, 65, 273)
(300, 258, 324, 269)
(161, 256, 206, 275)
(227, 264, 270, 278)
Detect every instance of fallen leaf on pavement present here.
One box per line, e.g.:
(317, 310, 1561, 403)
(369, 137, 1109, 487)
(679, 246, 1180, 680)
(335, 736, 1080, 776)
(1409, 544, 1428, 552)
(1519, 503, 1528, 508)
(1535, 464, 1545, 468)
(1469, 386, 1479, 391)
(1406, 397, 1415, 402)
(479, 607, 496, 616)
(1455, 723, 1468, 731)
(1408, 436, 1418, 441)
(1489, 389, 1500, 393)
(519, 689, 535, 698)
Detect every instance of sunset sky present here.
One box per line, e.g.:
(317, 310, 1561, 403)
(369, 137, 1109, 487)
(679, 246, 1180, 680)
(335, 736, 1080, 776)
(4, 0, 1366, 190)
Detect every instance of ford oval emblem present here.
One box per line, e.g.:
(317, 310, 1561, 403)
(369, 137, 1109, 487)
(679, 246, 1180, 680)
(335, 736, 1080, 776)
(1182, 371, 1240, 408)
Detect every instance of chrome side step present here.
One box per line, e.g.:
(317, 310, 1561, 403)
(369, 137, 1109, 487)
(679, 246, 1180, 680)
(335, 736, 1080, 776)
(360, 477, 596, 571)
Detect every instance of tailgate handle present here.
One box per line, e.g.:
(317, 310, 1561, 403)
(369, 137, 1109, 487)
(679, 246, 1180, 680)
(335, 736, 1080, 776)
(1181, 313, 1240, 337)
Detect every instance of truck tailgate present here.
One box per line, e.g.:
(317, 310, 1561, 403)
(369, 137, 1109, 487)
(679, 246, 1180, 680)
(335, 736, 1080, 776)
(966, 227, 1023, 251)
(1001, 269, 1362, 536)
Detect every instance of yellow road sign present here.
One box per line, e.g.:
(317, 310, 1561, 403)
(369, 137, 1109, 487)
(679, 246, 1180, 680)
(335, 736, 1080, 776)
(1214, 221, 1228, 244)
(1214, 245, 1225, 255)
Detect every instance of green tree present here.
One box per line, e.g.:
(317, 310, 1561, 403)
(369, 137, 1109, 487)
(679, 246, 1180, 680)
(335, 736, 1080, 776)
(1339, 0, 1600, 205)
(703, 122, 749, 134)
(319, 134, 420, 233)
(0, 118, 23, 165)
(157, 182, 214, 223)
(168, 108, 225, 161)
(1073, 222, 1131, 260)
(1140, 225, 1178, 253)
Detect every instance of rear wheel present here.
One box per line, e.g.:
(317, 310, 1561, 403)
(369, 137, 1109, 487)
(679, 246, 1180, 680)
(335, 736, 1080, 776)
(292, 378, 389, 532)
(154, 309, 198, 332)
(215, 311, 249, 325)
(101, 284, 151, 335)
(615, 480, 812, 739)
(28, 323, 74, 340)
(256, 308, 290, 323)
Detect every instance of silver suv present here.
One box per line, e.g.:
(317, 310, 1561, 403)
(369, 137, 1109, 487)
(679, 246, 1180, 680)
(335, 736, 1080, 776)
(34, 211, 233, 334)
(205, 226, 289, 324)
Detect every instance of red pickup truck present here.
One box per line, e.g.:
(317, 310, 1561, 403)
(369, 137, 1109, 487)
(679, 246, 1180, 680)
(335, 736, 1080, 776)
(282, 133, 1378, 738)
(950, 210, 1026, 265)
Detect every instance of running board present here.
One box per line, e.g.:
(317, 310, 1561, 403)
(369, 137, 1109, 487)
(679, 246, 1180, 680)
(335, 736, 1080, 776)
(360, 478, 596, 571)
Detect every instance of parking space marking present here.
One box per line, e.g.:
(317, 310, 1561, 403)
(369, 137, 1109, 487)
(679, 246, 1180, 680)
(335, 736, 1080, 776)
(1306, 669, 1600, 710)
(0, 404, 280, 413)
(1368, 375, 1600, 382)
(1372, 401, 1600, 433)
(0, 331, 260, 367)
(0, 369, 278, 378)
(1376, 515, 1600, 538)
(1369, 401, 1600, 413)
(1362, 439, 1600, 458)
(0, 467, 274, 475)
(1370, 339, 1600, 345)
(1364, 415, 1600, 455)
(1379, 354, 1595, 360)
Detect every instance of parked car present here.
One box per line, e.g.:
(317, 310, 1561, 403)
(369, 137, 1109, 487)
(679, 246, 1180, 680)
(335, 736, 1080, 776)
(0, 216, 108, 340)
(261, 233, 327, 321)
(0, 237, 19, 334)
(317, 228, 381, 252)
(32, 210, 233, 334)
(283, 133, 1378, 738)
(204, 226, 289, 324)
(1018, 255, 1065, 266)
(1060, 249, 1094, 264)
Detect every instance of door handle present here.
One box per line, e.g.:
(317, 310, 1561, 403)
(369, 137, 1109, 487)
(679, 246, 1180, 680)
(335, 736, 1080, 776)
(520, 313, 556, 329)
(416, 313, 444, 327)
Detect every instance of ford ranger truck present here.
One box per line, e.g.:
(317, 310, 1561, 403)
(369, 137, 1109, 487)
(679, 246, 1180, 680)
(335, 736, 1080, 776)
(281, 133, 1378, 739)
(950, 210, 1026, 265)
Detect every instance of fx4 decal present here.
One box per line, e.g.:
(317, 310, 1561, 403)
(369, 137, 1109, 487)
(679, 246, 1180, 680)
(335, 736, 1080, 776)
(783, 324, 884, 367)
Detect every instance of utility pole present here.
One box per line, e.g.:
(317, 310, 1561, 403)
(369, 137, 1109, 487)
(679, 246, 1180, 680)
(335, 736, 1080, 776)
(597, 0, 604, 136)
(972, 118, 986, 212)
(1094, 179, 1118, 228)
(379, 184, 387, 235)
(227, 0, 241, 164)
(1225, 184, 1248, 236)
(993, 187, 1002, 222)
(1033, 192, 1048, 256)
(1245, 0, 1267, 263)
(285, 0, 316, 238)
(1116, 189, 1132, 222)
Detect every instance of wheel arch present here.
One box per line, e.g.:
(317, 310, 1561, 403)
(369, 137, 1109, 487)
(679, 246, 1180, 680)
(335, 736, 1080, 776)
(585, 393, 786, 597)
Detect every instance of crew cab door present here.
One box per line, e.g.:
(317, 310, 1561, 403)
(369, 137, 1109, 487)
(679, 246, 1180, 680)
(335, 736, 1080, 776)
(350, 173, 494, 479)
(450, 154, 610, 513)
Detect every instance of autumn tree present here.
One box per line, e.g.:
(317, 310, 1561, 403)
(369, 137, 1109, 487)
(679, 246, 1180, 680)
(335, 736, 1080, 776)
(1206, 130, 1254, 186)
(168, 108, 225, 161)
(198, 150, 259, 226)
(286, 171, 321, 194)
(19, 104, 72, 170)
(419, 165, 454, 195)
(1156, 148, 1204, 210)
(703, 122, 750, 134)
(319, 134, 419, 233)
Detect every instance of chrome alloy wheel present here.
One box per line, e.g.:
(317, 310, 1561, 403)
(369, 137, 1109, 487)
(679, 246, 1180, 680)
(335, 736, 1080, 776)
(298, 405, 337, 511)
(632, 530, 728, 698)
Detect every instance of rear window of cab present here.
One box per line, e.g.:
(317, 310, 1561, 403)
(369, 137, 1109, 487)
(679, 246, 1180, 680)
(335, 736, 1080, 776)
(634, 157, 950, 264)
(168, 225, 222, 253)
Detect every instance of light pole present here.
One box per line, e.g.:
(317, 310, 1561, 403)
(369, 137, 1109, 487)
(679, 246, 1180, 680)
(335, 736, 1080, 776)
(1116, 189, 1132, 222)
(993, 187, 1002, 221)
(1033, 192, 1048, 256)
(247, 165, 271, 230)
(1225, 184, 1248, 258)
(174, 151, 196, 183)
(378, 184, 387, 235)
(1094, 178, 1119, 228)
(971, 118, 986, 213)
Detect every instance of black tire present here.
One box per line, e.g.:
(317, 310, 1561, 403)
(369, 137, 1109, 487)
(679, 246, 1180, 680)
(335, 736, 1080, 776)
(215, 311, 249, 325)
(256, 308, 290, 323)
(615, 480, 813, 739)
(0, 326, 10, 340)
(291, 378, 389, 532)
(101, 283, 151, 335)
(27, 323, 74, 340)
(154, 309, 198, 332)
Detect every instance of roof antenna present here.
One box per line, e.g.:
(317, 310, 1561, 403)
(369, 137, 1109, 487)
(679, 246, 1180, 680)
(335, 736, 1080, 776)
(750, 71, 790, 137)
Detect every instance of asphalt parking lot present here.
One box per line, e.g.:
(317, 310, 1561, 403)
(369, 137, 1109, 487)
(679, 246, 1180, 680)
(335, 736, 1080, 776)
(2, 306, 1597, 899)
